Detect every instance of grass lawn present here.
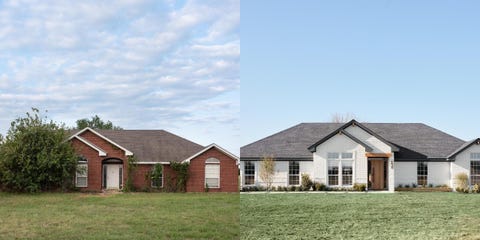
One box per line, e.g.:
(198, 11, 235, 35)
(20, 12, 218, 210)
(0, 192, 239, 240)
(241, 192, 480, 240)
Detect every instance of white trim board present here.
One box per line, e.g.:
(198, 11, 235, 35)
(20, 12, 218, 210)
(182, 143, 239, 163)
(68, 127, 133, 156)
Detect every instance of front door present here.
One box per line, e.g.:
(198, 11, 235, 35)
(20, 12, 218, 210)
(105, 164, 123, 189)
(369, 160, 384, 190)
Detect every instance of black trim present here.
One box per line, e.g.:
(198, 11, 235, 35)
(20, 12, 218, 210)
(307, 120, 400, 152)
(395, 158, 449, 162)
(102, 158, 124, 164)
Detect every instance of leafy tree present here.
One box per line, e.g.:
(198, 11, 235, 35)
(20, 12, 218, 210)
(259, 156, 276, 191)
(76, 115, 122, 130)
(0, 108, 77, 192)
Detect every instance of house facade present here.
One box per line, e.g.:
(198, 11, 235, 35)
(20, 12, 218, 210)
(240, 120, 480, 192)
(69, 127, 238, 192)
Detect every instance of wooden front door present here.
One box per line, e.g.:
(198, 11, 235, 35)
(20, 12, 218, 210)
(370, 160, 384, 190)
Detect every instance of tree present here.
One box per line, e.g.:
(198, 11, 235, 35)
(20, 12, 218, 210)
(0, 108, 77, 192)
(259, 156, 276, 191)
(76, 115, 123, 130)
(331, 113, 356, 123)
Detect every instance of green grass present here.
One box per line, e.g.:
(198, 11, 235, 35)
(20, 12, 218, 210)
(241, 192, 480, 240)
(0, 192, 239, 239)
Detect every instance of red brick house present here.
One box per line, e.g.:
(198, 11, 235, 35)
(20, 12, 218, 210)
(68, 127, 238, 192)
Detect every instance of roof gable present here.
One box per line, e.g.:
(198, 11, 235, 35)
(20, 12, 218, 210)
(308, 129, 373, 153)
(447, 138, 480, 160)
(308, 120, 397, 153)
(69, 127, 133, 156)
(183, 143, 239, 163)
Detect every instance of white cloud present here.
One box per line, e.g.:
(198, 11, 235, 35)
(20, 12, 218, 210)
(0, 0, 240, 154)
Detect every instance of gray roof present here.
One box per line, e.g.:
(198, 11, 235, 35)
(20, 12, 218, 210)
(70, 129, 204, 163)
(240, 122, 466, 160)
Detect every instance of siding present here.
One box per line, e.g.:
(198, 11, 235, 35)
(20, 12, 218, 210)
(394, 162, 416, 186)
(451, 144, 480, 188)
(428, 162, 450, 186)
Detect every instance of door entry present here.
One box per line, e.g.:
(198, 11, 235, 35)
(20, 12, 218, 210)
(369, 160, 385, 190)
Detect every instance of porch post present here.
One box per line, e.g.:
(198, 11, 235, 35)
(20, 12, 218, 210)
(388, 154, 395, 192)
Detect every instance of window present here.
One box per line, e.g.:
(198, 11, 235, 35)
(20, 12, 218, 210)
(151, 164, 163, 188)
(328, 161, 339, 185)
(76, 157, 88, 187)
(327, 152, 354, 186)
(205, 158, 220, 188)
(342, 161, 353, 185)
(471, 161, 480, 185)
(417, 162, 428, 186)
(289, 161, 300, 185)
(244, 161, 255, 185)
(471, 153, 480, 160)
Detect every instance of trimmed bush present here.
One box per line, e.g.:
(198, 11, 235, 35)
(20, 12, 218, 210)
(353, 183, 366, 192)
(301, 173, 313, 191)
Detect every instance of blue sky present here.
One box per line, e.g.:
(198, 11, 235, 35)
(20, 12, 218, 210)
(0, 0, 239, 154)
(241, 1, 480, 146)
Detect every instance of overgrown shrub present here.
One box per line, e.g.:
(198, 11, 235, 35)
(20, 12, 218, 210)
(0, 108, 77, 192)
(170, 162, 189, 192)
(301, 173, 313, 191)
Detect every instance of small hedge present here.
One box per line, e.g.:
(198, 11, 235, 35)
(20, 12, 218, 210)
(241, 182, 367, 192)
(395, 184, 452, 192)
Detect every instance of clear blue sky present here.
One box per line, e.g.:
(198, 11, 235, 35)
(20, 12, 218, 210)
(241, 1, 480, 147)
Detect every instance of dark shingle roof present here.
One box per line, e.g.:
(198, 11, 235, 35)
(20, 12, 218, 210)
(70, 129, 204, 163)
(240, 122, 466, 160)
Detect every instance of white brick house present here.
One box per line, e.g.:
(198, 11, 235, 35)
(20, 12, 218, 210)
(240, 120, 480, 192)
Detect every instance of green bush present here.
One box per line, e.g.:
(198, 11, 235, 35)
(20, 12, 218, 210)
(397, 184, 403, 188)
(0, 108, 77, 192)
(411, 183, 417, 188)
(288, 185, 296, 191)
(301, 173, 313, 191)
(404, 184, 410, 188)
(313, 182, 326, 191)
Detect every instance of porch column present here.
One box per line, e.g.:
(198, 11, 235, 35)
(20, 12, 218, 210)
(388, 154, 395, 192)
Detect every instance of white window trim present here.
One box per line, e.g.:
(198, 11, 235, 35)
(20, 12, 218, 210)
(76, 162, 88, 188)
(205, 161, 220, 189)
(326, 152, 355, 187)
(151, 166, 164, 188)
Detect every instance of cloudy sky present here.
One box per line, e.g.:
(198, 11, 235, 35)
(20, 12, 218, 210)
(0, 0, 239, 154)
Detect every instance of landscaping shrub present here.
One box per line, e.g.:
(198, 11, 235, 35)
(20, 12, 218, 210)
(313, 182, 326, 191)
(301, 173, 313, 191)
(288, 185, 296, 191)
(411, 183, 417, 188)
(397, 184, 403, 188)
(353, 183, 366, 192)
(455, 173, 469, 193)
(473, 184, 480, 193)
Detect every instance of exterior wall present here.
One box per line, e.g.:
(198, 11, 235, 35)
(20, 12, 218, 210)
(428, 162, 450, 186)
(131, 164, 176, 191)
(71, 130, 128, 191)
(313, 133, 367, 185)
(272, 161, 288, 187)
(186, 147, 239, 192)
(451, 144, 480, 188)
(394, 162, 417, 186)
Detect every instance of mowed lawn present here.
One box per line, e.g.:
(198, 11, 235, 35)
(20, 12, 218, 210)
(0, 192, 239, 240)
(241, 192, 480, 240)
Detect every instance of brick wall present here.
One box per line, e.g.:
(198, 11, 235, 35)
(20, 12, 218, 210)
(71, 130, 128, 192)
(186, 147, 239, 192)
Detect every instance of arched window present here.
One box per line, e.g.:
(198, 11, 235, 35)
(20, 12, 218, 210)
(76, 156, 88, 187)
(205, 158, 220, 188)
